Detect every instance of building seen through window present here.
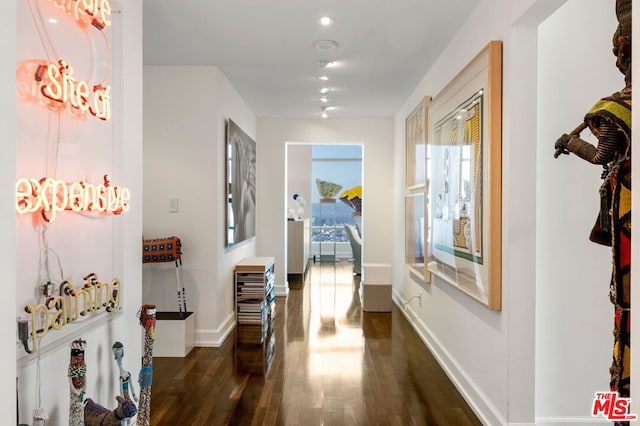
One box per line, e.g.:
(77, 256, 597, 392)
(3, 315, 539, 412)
(311, 145, 362, 243)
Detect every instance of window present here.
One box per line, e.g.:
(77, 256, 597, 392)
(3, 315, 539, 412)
(311, 145, 362, 244)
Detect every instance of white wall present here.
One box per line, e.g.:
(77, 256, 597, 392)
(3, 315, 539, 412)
(537, 1, 620, 422)
(394, 0, 640, 423)
(285, 144, 312, 277)
(13, 1, 143, 423)
(392, 0, 571, 424)
(1, 0, 16, 423)
(143, 66, 257, 346)
(286, 145, 312, 221)
(257, 119, 394, 295)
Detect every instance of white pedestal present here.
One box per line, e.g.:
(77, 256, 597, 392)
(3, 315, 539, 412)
(361, 263, 392, 312)
(362, 263, 392, 284)
(154, 311, 195, 357)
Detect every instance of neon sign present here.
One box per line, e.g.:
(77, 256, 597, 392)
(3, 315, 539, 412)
(16, 59, 111, 121)
(22, 273, 121, 353)
(41, 60, 111, 120)
(16, 174, 130, 222)
(48, 0, 112, 30)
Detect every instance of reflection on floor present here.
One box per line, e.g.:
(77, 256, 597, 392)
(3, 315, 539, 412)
(151, 259, 481, 425)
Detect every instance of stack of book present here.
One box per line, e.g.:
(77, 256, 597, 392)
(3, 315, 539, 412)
(236, 273, 267, 297)
(237, 299, 267, 325)
(234, 257, 278, 376)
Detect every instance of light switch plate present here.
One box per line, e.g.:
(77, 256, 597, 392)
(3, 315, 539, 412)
(169, 196, 179, 213)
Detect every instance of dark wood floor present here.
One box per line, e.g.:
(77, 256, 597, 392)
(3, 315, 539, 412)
(151, 260, 481, 425)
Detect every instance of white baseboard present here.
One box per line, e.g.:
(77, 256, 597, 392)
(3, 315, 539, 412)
(535, 417, 610, 425)
(275, 281, 289, 297)
(392, 289, 507, 426)
(194, 312, 235, 347)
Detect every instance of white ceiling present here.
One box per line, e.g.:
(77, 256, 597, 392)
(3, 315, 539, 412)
(143, 0, 480, 119)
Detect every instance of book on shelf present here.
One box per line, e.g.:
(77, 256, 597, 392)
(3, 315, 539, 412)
(236, 272, 266, 280)
(237, 289, 265, 296)
(237, 302, 264, 311)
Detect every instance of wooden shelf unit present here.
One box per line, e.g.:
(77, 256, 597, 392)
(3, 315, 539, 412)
(234, 257, 276, 328)
(234, 257, 276, 376)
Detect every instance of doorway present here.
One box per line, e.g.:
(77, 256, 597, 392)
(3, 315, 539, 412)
(285, 143, 363, 287)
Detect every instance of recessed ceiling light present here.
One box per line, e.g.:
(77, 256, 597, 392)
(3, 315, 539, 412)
(314, 39, 339, 52)
(48, 17, 58, 24)
(320, 96, 328, 103)
(321, 112, 328, 119)
(318, 75, 330, 81)
(319, 16, 335, 26)
(319, 87, 332, 94)
(317, 60, 336, 69)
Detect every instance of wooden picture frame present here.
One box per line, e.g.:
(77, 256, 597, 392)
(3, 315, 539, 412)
(405, 97, 430, 189)
(426, 40, 502, 310)
(405, 97, 431, 282)
(405, 192, 427, 280)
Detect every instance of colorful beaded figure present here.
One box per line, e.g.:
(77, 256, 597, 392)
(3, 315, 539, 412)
(112, 341, 138, 425)
(137, 305, 157, 426)
(554, 0, 632, 408)
(68, 339, 86, 426)
(83, 396, 137, 426)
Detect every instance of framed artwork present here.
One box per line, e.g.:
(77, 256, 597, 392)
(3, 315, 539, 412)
(405, 97, 430, 188)
(426, 40, 502, 310)
(404, 97, 431, 282)
(226, 119, 257, 247)
(405, 192, 427, 279)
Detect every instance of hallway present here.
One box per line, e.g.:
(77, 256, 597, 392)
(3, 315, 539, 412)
(151, 260, 480, 425)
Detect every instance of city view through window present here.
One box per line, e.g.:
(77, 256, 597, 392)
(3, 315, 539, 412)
(311, 145, 362, 243)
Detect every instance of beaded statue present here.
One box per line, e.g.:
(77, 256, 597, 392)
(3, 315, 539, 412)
(68, 339, 86, 426)
(113, 341, 138, 425)
(554, 0, 632, 413)
(83, 396, 137, 426)
(137, 304, 157, 426)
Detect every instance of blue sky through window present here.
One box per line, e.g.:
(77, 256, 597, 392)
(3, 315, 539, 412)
(311, 145, 362, 203)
